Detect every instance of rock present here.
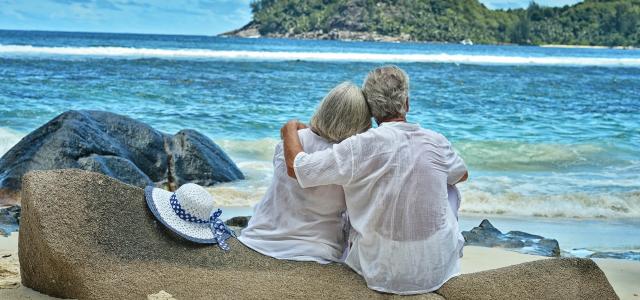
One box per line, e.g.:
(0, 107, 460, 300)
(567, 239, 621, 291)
(19, 169, 443, 300)
(462, 220, 560, 257)
(220, 21, 262, 38)
(436, 258, 618, 300)
(225, 216, 251, 228)
(147, 290, 177, 300)
(0, 205, 20, 237)
(0, 110, 244, 204)
(588, 251, 640, 261)
(170, 129, 244, 188)
(19, 170, 617, 300)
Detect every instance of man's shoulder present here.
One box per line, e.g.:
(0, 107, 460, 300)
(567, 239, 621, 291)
(418, 128, 449, 142)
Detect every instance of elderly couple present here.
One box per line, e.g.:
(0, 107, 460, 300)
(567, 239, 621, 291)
(240, 65, 468, 294)
(146, 65, 467, 295)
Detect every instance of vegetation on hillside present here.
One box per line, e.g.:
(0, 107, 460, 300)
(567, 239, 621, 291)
(246, 0, 640, 46)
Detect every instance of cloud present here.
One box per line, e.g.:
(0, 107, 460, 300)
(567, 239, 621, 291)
(51, 0, 92, 4)
(1, 0, 254, 35)
(51, 0, 121, 11)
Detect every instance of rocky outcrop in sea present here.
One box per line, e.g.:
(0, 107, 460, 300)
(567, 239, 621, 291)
(0, 110, 244, 204)
(462, 219, 561, 257)
(221, 21, 412, 42)
(0, 205, 19, 237)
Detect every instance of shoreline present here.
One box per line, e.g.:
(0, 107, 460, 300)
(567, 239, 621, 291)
(221, 29, 637, 49)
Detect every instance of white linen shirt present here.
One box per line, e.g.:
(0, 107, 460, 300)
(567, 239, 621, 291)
(238, 128, 347, 264)
(294, 122, 467, 294)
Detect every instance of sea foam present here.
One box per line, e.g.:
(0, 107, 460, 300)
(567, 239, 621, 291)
(211, 138, 640, 219)
(1, 44, 640, 67)
(0, 127, 24, 157)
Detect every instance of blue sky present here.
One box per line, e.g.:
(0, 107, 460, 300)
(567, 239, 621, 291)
(0, 0, 582, 36)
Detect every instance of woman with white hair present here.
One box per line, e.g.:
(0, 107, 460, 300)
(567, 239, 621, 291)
(238, 81, 371, 263)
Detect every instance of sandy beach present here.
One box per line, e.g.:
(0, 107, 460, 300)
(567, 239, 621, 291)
(0, 233, 637, 300)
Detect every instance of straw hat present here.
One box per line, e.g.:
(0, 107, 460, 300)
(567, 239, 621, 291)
(144, 183, 235, 250)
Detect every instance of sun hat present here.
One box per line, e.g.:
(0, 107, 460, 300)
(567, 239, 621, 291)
(144, 183, 235, 251)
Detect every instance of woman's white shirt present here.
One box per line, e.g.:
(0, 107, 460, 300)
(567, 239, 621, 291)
(293, 122, 467, 294)
(238, 128, 347, 264)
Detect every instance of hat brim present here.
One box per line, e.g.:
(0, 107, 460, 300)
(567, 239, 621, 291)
(145, 186, 217, 244)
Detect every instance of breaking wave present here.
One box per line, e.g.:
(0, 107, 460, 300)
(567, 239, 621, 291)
(459, 186, 640, 219)
(2, 44, 640, 67)
(0, 127, 24, 157)
(212, 138, 640, 219)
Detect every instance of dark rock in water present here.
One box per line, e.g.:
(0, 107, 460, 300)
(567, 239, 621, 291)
(0, 205, 20, 236)
(0, 110, 244, 204)
(78, 154, 153, 187)
(461, 219, 524, 248)
(170, 129, 243, 188)
(462, 219, 561, 257)
(588, 251, 640, 261)
(536, 238, 561, 257)
(225, 216, 251, 228)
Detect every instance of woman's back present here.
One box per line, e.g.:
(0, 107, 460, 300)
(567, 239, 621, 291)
(238, 128, 347, 263)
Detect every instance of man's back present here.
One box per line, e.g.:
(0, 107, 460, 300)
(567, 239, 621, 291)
(294, 122, 467, 294)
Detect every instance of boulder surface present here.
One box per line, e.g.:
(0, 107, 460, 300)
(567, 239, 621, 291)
(436, 258, 618, 300)
(19, 170, 442, 300)
(19, 170, 617, 300)
(0, 110, 244, 204)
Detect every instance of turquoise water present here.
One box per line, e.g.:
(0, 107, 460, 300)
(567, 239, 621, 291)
(1, 30, 639, 223)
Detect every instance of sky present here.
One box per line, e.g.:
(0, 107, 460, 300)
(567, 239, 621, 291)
(0, 0, 582, 36)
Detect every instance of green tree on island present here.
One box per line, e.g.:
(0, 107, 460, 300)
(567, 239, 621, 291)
(244, 0, 640, 46)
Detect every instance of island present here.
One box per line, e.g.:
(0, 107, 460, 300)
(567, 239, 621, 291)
(222, 0, 640, 47)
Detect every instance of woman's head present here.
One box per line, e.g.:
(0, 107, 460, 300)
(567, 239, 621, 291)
(310, 82, 372, 143)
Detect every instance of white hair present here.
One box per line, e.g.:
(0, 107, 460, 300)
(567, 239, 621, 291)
(362, 65, 409, 122)
(310, 82, 371, 143)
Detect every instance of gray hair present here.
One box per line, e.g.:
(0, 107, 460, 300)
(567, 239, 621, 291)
(310, 82, 372, 143)
(362, 65, 409, 122)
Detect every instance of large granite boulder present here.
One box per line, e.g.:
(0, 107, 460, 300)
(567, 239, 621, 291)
(462, 219, 561, 257)
(18, 169, 442, 300)
(19, 170, 617, 300)
(0, 110, 244, 204)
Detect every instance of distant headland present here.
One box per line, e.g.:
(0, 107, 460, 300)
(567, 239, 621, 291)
(222, 0, 640, 47)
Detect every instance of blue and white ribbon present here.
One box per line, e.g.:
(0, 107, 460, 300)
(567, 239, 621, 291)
(170, 193, 235, 251)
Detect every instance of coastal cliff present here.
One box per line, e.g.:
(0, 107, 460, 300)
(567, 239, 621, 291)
(222, 0, 640, 47)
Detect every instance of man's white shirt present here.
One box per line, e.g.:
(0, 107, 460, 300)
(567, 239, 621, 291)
(294, 122, 467, 294)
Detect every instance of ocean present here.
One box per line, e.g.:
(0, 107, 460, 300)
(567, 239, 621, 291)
(1, 30, 639, 257)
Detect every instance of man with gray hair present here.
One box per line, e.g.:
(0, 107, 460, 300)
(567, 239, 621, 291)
(280, 65, 468, 294)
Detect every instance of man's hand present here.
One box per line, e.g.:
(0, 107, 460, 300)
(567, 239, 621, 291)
(457, 171, 468, 183)
(281, 120, 306, 179)
(280, 120, 308, 139)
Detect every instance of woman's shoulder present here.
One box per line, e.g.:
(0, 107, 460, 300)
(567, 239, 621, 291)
(298, 128, 333, 151)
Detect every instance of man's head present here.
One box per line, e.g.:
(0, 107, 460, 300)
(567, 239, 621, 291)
(362, 65, 410, 123)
